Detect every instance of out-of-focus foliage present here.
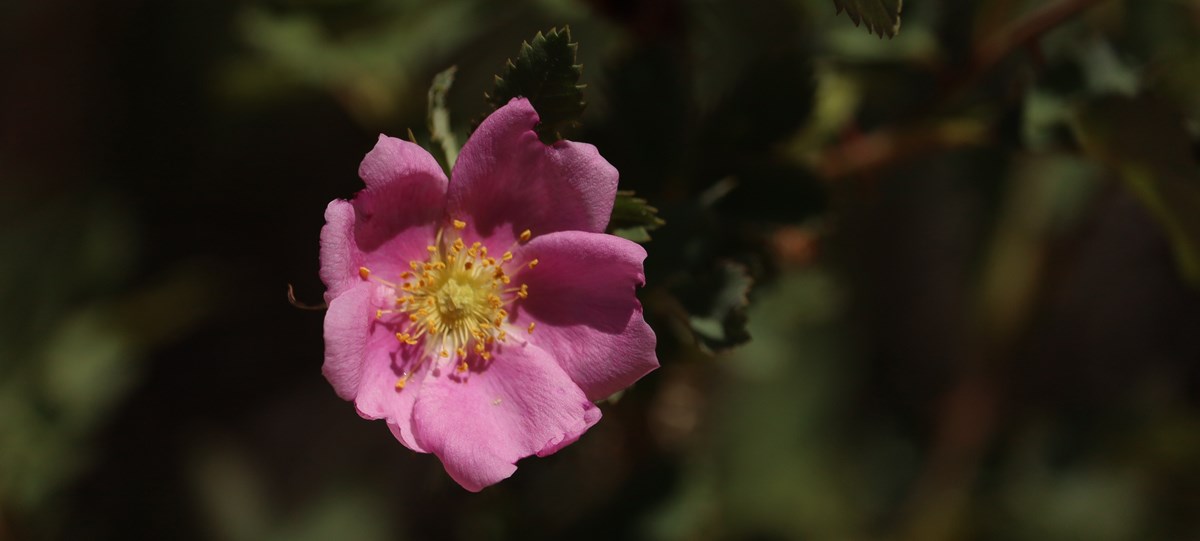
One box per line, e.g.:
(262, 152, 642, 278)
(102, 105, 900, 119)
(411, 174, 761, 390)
(6, 0, 1200, 540)
(1074, 95, 1200, 287)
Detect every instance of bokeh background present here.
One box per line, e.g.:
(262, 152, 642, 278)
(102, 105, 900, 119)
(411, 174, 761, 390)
(5, 0, 1200, 539)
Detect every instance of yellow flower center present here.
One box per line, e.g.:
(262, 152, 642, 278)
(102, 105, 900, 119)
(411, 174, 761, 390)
(358, 220, 538, 389)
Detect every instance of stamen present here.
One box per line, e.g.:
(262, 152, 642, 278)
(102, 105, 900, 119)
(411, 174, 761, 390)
(370, 225, 537, 378)
(528, 259, 539, 270)
(528, 322, 536, 334)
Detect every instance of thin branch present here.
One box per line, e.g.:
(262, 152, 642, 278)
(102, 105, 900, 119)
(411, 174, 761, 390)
(960, 0, 1110, 90)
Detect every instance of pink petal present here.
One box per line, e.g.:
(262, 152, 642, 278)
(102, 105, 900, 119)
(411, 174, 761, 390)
(322, 282, 374, 401)
(319, 199, 361, 301)
(411, 343, 601, 492)
(354, 340, 429, 454)
(446, 98, 618, 245)
(322, 281, 429, 452)
(319, 135, 447, 298)
(513, 231, 659, 401)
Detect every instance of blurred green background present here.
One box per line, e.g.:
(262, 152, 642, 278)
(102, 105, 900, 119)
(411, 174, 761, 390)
(4, 0, 1200, 539)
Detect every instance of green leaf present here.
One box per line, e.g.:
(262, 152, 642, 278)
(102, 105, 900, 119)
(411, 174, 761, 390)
(608, 191, 665, 242)
(485, 26, 586, 144)
(1073, 95, 1200, 287)
(833, 0, 903, 38)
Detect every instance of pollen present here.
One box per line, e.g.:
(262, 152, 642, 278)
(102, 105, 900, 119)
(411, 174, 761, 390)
(365, 223, 538, 381)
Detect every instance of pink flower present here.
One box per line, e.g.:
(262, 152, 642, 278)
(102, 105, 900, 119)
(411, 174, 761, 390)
(319, 98, 659, 491)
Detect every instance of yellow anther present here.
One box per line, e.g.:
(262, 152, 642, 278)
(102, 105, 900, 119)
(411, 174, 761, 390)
(519, 229, 532, 242)
(528, 259, 539, 269)
(528, 322, 536, 334)
(373, 224, 538, 370)
(359, 267, 371, 279)
(395, 376, 408, 390)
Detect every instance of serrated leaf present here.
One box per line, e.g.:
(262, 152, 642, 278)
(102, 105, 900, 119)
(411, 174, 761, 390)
(1073, 95, 1200, 288)
(485, 26, 586, 144)
(833, 0, 902, 38)
(608, 191, 665, 242)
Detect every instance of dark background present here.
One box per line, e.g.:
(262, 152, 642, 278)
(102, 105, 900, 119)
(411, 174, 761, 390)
(4, 0, 1200, 539)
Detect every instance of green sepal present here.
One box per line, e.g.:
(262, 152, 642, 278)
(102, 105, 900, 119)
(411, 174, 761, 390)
(609, 191, 665, 243)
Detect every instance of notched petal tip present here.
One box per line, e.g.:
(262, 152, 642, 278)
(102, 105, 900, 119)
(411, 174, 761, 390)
(358, 134, 448, 190)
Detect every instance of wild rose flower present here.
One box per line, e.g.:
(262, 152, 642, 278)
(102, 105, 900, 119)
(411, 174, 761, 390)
(319, 98, 659, 491)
